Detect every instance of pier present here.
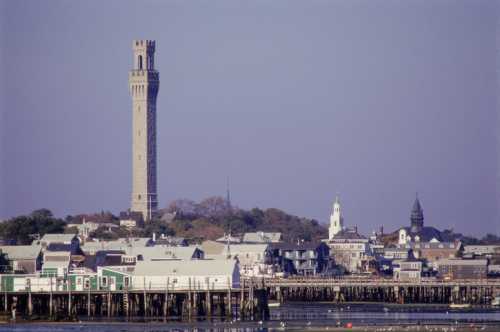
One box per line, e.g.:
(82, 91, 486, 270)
(1, 279, 269, 321)
(265, 277, 500, 305)
(3, 276, 500, 321)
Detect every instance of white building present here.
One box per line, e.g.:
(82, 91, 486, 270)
(393, 259, 422, 282)
(328, 228, 371, 273)
(329, 196, 344, 239)
(201, 241, 272, 277)
(133, 259, 240, 290)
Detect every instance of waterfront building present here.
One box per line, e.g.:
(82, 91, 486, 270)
(328, 196, 344, 239)
(133, 259, 240, 290)
(463, 245, 500, 258)
(242, 232, 283, 244)
(41, 251, 71, 277)
(327, 227, 371, 273)
(0, 245, 42, 273)
(383, 247, 410, 260)
(435, 258, 488, 280)
(202, 241, 272, 277)
(129, 40, 160, 221)
(126, 245, 205, 262)
(393, 258, 422, 282)
(268, 242, 330, 276)
(83, 250, 135, 273)
(401, 241, 462, 263)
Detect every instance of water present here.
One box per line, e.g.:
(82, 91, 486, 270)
(1, 303, 500, 331)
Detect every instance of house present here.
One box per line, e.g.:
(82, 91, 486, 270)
(435, 259, 488, 280)
(202, 241, 271, 277)
(242, 232, 283, 244)
(0, 245, 42, 273)
(81, 237, 153, 255)
(269, 242, 330, 276)
(327, 228, 371, 273)
(83, 250, 136, 273)
(393, 258, 422, 282)
(42, 251, 71, 277)
(40, 233, 80, 252)
(383, 247, 409, 260)
(97, 267, 132, 291)
(44, 237, 85, 266)
(132, 259, 240, 291)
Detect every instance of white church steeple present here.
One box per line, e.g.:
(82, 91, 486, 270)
(329, 196, 344, 239)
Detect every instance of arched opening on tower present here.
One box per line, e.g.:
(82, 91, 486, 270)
(138, 55, 143, 70)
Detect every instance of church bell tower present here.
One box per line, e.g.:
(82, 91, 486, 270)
(129, 40, 159, 221)
(329, 196, 344, 239)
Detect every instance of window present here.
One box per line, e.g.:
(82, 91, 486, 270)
(101, 276, 108, 287)
(138, 55, 143, 70)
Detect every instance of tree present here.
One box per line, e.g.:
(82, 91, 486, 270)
(0, 209, 65, 244)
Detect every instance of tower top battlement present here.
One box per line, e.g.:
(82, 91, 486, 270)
(133, 40, 156, 49)
(131, 40, 156, 71)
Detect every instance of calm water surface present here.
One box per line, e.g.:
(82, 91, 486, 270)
(0, 303, 499, 331)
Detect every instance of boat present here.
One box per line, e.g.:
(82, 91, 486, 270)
(449, 303, 471, 309)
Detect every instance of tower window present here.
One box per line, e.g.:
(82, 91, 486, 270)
(138, 55, 143, 70)
(138, 194, 141, 200)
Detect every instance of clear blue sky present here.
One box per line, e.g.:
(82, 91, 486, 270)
(1, 0, 498, 236)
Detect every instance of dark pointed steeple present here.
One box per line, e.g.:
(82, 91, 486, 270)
(410, 193, 424, 233)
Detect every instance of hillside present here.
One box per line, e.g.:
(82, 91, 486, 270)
(146, 196, 328, 243)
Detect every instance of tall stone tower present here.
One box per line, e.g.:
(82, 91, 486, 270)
(329, 196, 344, 239)
(129, 40, 159, 221)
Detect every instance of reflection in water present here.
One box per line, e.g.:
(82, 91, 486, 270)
(0, 303, 499, 331)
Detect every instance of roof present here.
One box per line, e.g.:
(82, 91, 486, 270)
(41, 233, 77, 243)
(153, 237, 187, 246)
(215, 235, 242, 244)
(412, 196, 423, 215)
(81, 237, 152, 253)
(399, 226, 443, 242)
(126, 246, 203, 261)
(134, 259, 237, 277)
(400, 241, 461, 250)
(331, 228, 367, 241)
(201, 241, 226, 255)
(226, 244, 270, 254)
(242, 232, 282, 243)
(436, 259, 487, 266)
(47, 243, 72, 252)
(269, 242, 327, 251)
(0, 245, 41, 260)
(43, 260, 69, 269)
